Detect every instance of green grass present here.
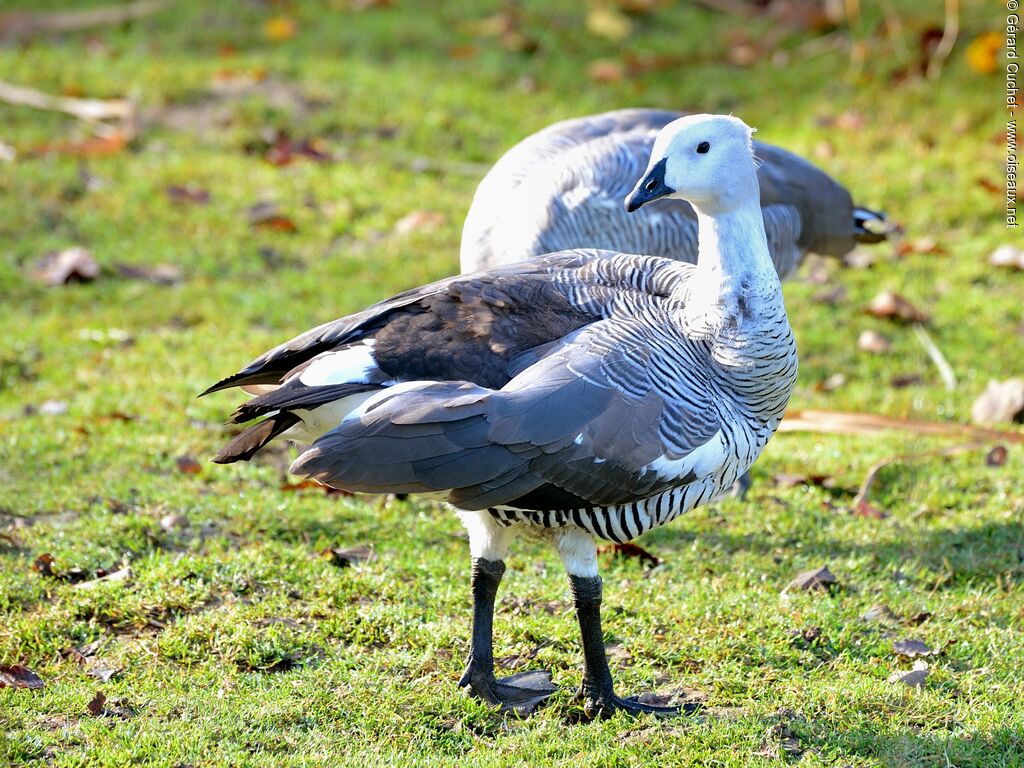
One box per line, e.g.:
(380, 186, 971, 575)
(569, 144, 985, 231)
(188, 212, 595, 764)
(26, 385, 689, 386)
(1, 0, 1021, 765)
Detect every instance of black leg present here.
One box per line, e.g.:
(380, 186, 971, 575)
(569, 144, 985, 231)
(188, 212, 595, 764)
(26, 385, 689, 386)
(570, 574, 697, 719)
(458, 557, 555, 714)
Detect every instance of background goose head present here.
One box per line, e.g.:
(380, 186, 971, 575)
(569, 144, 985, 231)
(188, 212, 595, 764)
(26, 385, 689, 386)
(625, 114, 759, 216)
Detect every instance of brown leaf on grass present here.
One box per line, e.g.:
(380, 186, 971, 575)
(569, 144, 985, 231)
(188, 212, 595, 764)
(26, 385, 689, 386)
(263, 15, 297, 42)
(857, 330, 892, 354)
(812, 285, 847, 305)
(862, 604, 898, 623)
(279, 479, 351, 498)
(322, 545, 375, 568)
(250, 131, 331, 166)
(889, 659, 929, 688)
(784, 566, 839, 593)
(772, 472, 834, 489)
(175, 455, 202, 474)
(864, 291, 929, 323)
(895, 236, 946, 257)
(0, 531, 21, 548)
(31, 131, 129, 158)
(965, 32, 1002, 75)
(393, 210, 444, 235)
(597, 541, 663, 568)
(586, 5, 633, 41)
(890, 373, 922, 389)
(248, 202, 298, 233)
(86, 690, 136, 718)
(976, 177, 1002, 197)
(31, 247, 100, 285)
(587, 58, 625, 83)
(86, 666, 119, 683)
(33, 553, 56, 577)
(986, 445, 1008, 467)
(0, 665, 44, 689)
(448, 43, 479, 60)
(115, 262, 183, 285)
(893, 638, 939, 659)
(166, 184, 210, 205)
(971, 379, 1024, 426)
(814, 373, 846, 393)
(989, 245, 1024, 270)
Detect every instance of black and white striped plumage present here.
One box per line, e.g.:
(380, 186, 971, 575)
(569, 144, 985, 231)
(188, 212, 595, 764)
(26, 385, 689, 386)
(461, 108, 887, 277)
(206, 114, 799, 716)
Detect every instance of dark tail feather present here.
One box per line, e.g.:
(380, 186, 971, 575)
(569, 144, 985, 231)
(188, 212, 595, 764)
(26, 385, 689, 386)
(853, 206, 890, 244)
(230, 382, 380, 424)
(213, 412, 302, 464)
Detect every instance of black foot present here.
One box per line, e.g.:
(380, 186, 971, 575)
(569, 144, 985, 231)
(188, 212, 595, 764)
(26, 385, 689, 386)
(461, 667, 557, 714)
(579, 691, 701, 720)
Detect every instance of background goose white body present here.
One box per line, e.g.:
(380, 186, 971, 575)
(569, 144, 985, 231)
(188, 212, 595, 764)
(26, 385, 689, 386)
(461, 108, 884, 278)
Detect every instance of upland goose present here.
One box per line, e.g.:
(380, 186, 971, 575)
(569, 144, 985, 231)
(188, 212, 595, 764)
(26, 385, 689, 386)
(461, 108, 887, 276)
(205, 114, 798, 718)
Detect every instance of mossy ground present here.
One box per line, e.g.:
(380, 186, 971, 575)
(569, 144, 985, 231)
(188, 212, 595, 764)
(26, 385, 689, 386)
(1, 1, 1021, 766)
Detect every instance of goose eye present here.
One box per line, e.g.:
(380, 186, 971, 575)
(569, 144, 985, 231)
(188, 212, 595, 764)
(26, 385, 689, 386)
(645, 179, 657, 191)
(696, 141, 710, 154)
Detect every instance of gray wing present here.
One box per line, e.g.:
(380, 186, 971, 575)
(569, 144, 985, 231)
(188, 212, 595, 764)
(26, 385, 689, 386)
(461, 108, 862, 274)
(291, 314, 721, 511)
(207, 250, 689, 464)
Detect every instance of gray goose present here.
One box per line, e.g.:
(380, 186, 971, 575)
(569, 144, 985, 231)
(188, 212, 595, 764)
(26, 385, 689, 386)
(461, 108, 887, 277)
(205, 115, 798, 718)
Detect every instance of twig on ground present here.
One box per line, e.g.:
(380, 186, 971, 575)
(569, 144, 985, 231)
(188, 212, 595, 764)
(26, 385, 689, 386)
(778, 409, 1024, 444)
(0, 0, 169, 42)
(853, 443, 980, 511)
(927, 0, 959, 79)
(912, 323, 956, 391)
(0, 80, 132, 124)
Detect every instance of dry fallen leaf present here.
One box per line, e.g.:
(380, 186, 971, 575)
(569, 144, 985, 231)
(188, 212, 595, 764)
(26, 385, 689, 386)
(32, 553, 57, 577)
(322, 545, 375, 568)
(263, 15, 297, 42)
(862, 604, 898, 623)
(858, 330, 892, 354)
(815, 373, 846, 393)
(893, 638, 939, 659)
(864, 291, 929, 324)
(166, 184, 210, 205)
(175, 455, 202, 474)
(587, 58, 625, 83)
(32, 131, 129, 158)
(986, 445, 1009, 467)
(890, 374, 922, 389)
(889, 659, 929, 688)
(784, 565, 839, 593)
(853, 498, 889, 519)
(989, 245, 1024, 270)
(971, 379, 1024, 426)
(393, 210, 444, 235)
(965, 32, 1002, 75)
(249, 202, 298, 233)
(31, 247, 100, 285)
(895, 237, 946, 257)
(0, 664, 44, 689)
(772, 472, 834, 489)
(76, 567, 132, 590)
(586, 5, 632, 41)
(116, 263, 183, 285)
(597, 541, 663, 568)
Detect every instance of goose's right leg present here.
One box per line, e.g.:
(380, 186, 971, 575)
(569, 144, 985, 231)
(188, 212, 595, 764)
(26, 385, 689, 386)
(457, 511, 556, 714)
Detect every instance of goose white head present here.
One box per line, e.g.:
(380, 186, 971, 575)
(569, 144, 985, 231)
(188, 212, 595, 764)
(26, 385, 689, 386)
(625, 114, 759, 216)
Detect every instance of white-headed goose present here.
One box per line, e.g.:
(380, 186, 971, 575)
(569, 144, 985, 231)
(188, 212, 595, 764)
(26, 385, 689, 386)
(205, 114, 799, 718)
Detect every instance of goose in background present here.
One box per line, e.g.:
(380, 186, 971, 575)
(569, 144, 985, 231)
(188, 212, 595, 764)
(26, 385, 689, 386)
(461, 108, 887, 277)
(205, 114, 798, 718)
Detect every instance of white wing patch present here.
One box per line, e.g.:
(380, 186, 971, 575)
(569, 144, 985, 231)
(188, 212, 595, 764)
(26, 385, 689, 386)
(298, 342, 378, 387)
(645, 430, 726, 481)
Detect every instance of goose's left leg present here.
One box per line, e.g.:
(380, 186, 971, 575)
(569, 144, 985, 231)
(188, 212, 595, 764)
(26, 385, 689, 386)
(556, 528, 691, 719)
(457, 511, 556, 714)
